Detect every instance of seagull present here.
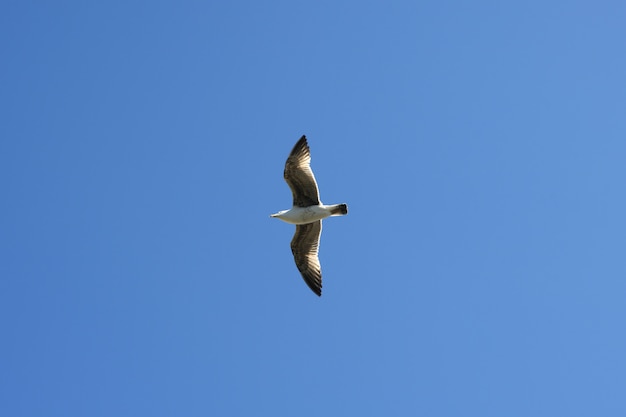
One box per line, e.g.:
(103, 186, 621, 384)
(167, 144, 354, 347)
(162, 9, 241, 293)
(270, 135, 348, 296)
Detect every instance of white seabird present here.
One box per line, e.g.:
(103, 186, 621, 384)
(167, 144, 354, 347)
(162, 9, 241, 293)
(270, 135, 348, 296)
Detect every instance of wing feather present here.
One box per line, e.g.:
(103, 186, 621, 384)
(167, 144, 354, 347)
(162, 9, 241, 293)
(290, 221, 323, 296)
(284, 135, 320, 207)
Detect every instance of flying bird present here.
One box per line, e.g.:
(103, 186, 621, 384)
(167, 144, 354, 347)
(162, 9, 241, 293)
(270, 135, 348, 296)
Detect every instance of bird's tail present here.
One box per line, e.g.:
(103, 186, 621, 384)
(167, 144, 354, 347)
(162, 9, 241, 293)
(329, 204, 348, 216)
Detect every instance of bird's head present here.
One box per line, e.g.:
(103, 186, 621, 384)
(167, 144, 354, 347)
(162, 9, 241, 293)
(270, 210, 288, 218)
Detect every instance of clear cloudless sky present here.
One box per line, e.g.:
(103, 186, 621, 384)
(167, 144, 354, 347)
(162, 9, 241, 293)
(1, 1, 625, 416)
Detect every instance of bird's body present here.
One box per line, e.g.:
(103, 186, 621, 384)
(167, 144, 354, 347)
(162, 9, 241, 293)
(270, 135, 348, 296)
(270, 204, 347, 225)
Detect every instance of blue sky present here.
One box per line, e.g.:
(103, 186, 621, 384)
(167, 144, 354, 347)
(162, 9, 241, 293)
(2, 1, 626, 416)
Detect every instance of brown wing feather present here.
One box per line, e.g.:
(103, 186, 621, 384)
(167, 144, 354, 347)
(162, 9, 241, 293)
(290, 221, 323, 296)
(284, 135, 320, 207)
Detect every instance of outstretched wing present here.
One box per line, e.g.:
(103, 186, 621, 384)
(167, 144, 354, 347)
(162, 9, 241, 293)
(284, 135, 320, 207)
(290, 220, 323, 296)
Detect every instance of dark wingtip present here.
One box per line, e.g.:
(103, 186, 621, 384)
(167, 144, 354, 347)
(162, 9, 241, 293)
(289, 135, 309, 157)
(303, 276, 322, 296)
(305, 280, 322, 296)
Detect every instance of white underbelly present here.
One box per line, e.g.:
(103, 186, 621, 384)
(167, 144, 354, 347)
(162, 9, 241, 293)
(281, 206, 330, 224)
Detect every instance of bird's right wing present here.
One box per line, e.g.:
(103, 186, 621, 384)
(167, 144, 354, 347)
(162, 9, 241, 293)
(290, 220, 323, 296)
